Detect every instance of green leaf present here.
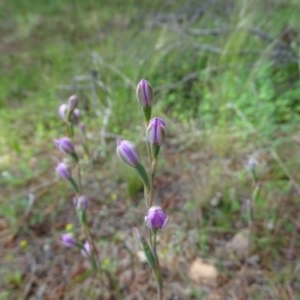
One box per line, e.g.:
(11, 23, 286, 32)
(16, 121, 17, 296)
(135, 163, 150, 190)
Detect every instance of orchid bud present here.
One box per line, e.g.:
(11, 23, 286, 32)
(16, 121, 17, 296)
(54, 137, 75, 154)
(136, 79, 153, 107)
(74, 195, 89, 210)
(117, 139, 139, 167)
(81, 241, 92, 258)
(67, 95, 78, 112)
(71, 108, 81, 124)
(58, 104, 68, 121)
(248, 157, 257, 171)
(147, 117, 166, 146)
(61, 233, 76, 247)
(56, 162, 71, 180)
(145, 206, 168, 229)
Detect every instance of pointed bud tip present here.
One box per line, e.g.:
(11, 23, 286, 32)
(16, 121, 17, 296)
(147, 117, 166, 146)
(68, 94, 78, 111)
(116, 139, 139, 167)
(136, 79, 153, 107)
(145, 206, 168, 229)
(56, 162, 71, 180)
(61, 233, 76, 247)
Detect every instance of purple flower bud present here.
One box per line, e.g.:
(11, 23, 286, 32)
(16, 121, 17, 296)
(58, 104, 68, 121)
(56, 162, 71, 180)
(145, 206, 168, 229)
(54, 137, 75, 154)
(67, 95, 78, 112)
(58, 103, 80, 124)
(247, 157, 257, 170)
(61, 233, 76, 247)
(147, 117, 166, 145)
(71, 108, 81, 124)
(136, 79, 153, 107)
(116, 139, 139, 167)
(73, 195, 89, 210)
(81, 241, 92, 257)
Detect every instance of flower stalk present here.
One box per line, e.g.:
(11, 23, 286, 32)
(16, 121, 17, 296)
(117, 80, 168, 300)
(56, 94, 119, 297)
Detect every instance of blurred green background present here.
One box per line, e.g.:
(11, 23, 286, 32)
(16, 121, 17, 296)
(0, 0, 300, 298)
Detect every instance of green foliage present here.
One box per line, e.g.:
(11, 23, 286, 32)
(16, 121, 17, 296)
(1, 0, 300, 297)
(117, 163, 144, 197)
(1, 0, 299, 143)
(4, 269, 23, 288)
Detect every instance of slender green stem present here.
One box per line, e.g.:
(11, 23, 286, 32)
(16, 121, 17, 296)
(82, 223, 101, 269)
(145, 119, 152, 162)
(79, 180, 119, 296)
(146, 138, 153, 209)
(83, 142, 90, 160)
(76, 161, 83, 194)
(155, 271, 163, 300)
(152, 230, 163, 300)
(144, 118, 163, 299)
(68, 122, 74, 138)
(146, 140, 153, 165)
(149, 159, 157, 208)
(246, 197, 253, 261)
(103, 268, 121, 298)
(82, 222, 121, 296)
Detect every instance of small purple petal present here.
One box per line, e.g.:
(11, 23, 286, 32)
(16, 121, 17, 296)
(81, 241, 92, 258)
(136, 79, 153, 107)
(54, 137, 75, 154)
(56, 162, 71, 180)
(147, 117, 166, 145)
(116, 139, 139, 167)
(68, 95, 78, 111)
(74, 195, 89, 210)
(61, 233, 76, 247)
(145, 206, 168, 229)
(58, 104, 68, 121)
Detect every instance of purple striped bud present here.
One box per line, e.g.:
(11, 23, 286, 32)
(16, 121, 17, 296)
(117, 139, 139, 167)
(61, 233, 76, 247)
(145, 206, 168, 229)
(58, 103, 80, 124)
(58, 104, 68, 121)
(73, 195, 89, 210)
(67, 95, 78, 112)
(54, 137, 75, 154)
(56, 162, 71, 180)
(136, 79, 153, 107)
(81, 241, 92, 257)
(147, 117, 166, 146)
